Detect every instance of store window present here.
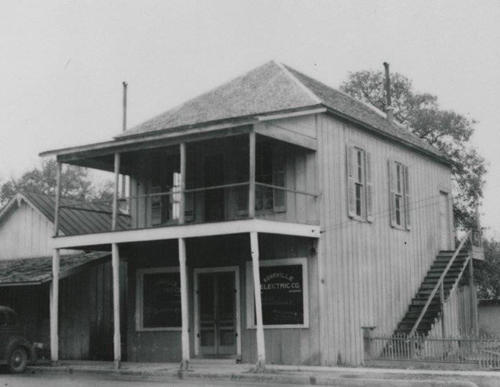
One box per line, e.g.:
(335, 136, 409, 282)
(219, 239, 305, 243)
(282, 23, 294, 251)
(246, 258, 308, 328)
(136, 268, 181, 330)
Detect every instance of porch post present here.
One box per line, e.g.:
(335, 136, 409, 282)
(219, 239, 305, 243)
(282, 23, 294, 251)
(50, 248, 60, 363)
(53, 161, 62, 236)
(179, 143, 186, 225)
(248, 130, 256, 218)
(250, 231, 265, 370)
(178, 238, 190, 369)
(50, 161, 62, 363)
(469, 258, 479, 335)
(112, 243, 121, 369)
(112, 152, 121, 231)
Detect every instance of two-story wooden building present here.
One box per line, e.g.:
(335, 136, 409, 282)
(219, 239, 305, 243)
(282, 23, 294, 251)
(40, 61, 479, 368)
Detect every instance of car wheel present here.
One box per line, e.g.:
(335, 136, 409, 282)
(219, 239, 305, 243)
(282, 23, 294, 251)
(8, 346, 28, 373)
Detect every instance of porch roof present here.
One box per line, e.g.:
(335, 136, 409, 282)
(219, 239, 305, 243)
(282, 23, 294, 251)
(40, 61, 449, 166)
(0, 252, 110, 287)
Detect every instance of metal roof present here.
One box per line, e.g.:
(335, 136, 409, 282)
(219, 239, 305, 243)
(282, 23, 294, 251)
(0, 252, 110, 286)
(20, 191, 130, 235)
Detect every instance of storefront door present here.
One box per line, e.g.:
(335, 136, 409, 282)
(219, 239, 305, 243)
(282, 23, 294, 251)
(194, 267, 240, 358)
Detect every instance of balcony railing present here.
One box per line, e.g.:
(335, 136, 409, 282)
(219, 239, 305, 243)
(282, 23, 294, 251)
(55, 182, 319, 236)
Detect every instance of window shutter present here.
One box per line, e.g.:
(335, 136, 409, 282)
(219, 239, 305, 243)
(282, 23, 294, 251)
(346, 145, 356, 218)
(403, 165, 411, 230)
(388, 160, 397, 227)
(365, 151, 373, 222)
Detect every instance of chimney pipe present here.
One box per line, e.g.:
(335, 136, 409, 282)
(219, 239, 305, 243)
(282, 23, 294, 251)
(120, 81, 128, 199)
(122, 81, 128, 132)
(383, 62, 393, 122)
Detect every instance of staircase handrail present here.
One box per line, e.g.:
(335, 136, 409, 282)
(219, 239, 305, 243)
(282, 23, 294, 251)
(408, 230, 472, 337)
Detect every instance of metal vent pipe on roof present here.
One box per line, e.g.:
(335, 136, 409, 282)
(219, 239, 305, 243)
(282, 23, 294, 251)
(383, 62, 394, 122)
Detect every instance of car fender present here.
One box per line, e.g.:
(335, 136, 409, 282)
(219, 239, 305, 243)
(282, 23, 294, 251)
(4, 336, 35, 362)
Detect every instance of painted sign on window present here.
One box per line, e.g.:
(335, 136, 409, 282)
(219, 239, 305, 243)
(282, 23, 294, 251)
(142, 272, 181, 328)
(259, 264, 304, 325)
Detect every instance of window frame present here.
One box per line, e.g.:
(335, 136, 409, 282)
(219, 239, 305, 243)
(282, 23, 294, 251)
(135, 267, 182, 332)
(347, 144, 373, 222)
(245, 257, 309, 329)
(389, 160, 411, 231)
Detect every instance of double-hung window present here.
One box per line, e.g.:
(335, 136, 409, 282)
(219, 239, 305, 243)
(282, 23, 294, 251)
(388, 160, 411, 230)
(346, 145, 373, 222)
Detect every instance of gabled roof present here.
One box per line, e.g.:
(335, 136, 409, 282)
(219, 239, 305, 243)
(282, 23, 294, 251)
(0, 192, 130, 236)
(0, 252, 110, 286)
(116, 60, 445, 161)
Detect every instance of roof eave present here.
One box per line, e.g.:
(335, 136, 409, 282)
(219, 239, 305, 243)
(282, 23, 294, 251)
(323, 107, 452, 167)
(39, 104, 324, 161)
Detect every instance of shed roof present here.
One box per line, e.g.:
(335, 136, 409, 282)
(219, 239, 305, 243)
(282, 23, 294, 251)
(115, 61, 445, 161)
(0, 252, 110, 286)
(3, 192, 130, 236)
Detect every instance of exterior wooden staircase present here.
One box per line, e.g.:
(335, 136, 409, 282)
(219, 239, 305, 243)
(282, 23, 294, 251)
(395, 234, 473, 337)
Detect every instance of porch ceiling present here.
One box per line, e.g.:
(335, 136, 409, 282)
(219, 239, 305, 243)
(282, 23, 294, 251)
(50, 219, 321, 249)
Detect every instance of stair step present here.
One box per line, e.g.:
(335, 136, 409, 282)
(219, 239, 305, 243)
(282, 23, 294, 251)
(426, 271, 462, 277)
(420, 282, 456, 290)
(430, 261, 466, 269)
(422, 277, 459, 284)
(404, 310, 440, 319)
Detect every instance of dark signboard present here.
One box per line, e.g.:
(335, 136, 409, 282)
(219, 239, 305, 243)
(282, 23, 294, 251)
(143, 272, 181, 328)
(259, 264, 304, 325)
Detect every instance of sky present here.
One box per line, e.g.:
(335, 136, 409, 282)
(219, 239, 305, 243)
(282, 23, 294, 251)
(1, 0, 499, 237)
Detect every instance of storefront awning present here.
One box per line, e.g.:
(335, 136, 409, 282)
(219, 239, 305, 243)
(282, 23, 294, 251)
(0, 252, 110, 287)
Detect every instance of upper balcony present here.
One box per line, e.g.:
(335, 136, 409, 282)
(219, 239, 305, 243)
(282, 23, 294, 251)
(49, 127, 320, 248)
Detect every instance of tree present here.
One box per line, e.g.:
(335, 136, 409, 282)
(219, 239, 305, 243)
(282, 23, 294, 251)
(475, 239, 500, 299)
(0, 160, 111, 206)
(340, 70, 487, 230)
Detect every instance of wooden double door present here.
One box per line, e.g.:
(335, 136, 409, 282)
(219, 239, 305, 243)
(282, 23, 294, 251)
(194, 267, 240, 357)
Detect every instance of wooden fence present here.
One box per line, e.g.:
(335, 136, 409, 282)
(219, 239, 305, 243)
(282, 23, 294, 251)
(365, 333, 500, 369)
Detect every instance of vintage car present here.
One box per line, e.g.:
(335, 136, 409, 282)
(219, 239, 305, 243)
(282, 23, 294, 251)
(0, 306, 37, 373)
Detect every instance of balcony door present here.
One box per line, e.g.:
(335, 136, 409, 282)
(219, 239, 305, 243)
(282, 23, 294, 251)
(204, 153, 224, 221)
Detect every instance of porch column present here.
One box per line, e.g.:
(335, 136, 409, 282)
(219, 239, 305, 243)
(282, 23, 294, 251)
(112, 152, 121, 231)
(248, 130, 256, 218)
(112, 243, 121, 369)
(178, 238, 190, 369)
(179, 143, 186, 225)
(50, 249, 60, 363)
(250, 231, 265, 370)
(469, 258, 479, 335)
(50, 161, 62, 363)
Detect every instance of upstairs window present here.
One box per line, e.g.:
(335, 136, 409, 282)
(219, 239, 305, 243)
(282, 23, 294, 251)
(388, 160, 411, 230)
(346, 145, 373, 222)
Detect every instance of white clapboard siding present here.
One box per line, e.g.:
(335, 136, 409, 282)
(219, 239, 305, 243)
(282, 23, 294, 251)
(316, 113, 453, 365)
(0, 201, 55, 260)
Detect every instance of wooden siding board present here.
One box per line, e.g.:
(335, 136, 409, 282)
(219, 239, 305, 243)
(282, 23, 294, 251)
(316, 113, 452, 365)
(0, 203, 54, 260)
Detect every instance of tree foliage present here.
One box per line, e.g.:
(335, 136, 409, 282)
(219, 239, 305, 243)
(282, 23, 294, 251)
(475, 239, 500, 299)
(0, 160, 111, 206)
(340, 70, 486, 229)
